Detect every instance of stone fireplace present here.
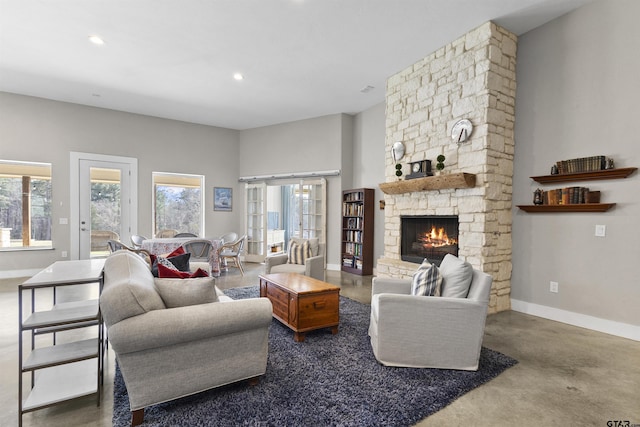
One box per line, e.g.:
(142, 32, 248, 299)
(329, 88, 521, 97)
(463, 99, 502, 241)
(376, 22, 516, 314)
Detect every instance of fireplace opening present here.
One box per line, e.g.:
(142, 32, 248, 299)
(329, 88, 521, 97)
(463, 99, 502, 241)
(401, 215, 459, 266)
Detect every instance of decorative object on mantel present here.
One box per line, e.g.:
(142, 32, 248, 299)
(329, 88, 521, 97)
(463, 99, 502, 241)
(451, 119, 473, 143)
(379, 172, 476, 194)
(395, 163, 403, 178)
(406, 160, 432, 180)
(436, 155, 446, 173)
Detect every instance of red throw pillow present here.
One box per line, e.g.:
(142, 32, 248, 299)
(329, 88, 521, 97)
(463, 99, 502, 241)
(190, 268, 209, 278)
(167, 246, 186, 257)
(157, 263, 209, 279)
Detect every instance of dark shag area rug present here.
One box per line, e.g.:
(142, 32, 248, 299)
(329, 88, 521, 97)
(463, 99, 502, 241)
(113, 286, 517, 426)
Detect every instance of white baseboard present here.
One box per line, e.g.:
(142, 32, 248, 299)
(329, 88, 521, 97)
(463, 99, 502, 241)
(0, 268, 40, 280)
(511, 299, 640, 342)
(326, 263, 340, 271)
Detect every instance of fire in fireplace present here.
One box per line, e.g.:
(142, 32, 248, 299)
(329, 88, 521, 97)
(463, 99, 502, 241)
(401, 215, 459, 266)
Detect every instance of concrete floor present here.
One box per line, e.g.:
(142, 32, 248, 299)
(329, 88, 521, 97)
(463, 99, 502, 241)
(2, 262, 639, 427)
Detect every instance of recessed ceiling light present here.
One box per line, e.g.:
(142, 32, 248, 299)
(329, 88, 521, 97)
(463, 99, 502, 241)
(233, 73, 244, 81)
(88, 35, 105, 45)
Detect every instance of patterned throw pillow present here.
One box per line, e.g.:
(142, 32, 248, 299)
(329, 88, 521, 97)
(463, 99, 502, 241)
(150, 253, 191, 277)
(287, 240, 311, 265)
(411, 259, 443, 297)
(157, 256, 179, 271)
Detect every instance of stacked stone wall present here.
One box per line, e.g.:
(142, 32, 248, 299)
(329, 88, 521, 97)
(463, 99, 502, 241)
(378, 22, 516, 313)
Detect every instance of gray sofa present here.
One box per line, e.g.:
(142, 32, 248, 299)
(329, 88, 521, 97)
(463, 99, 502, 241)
(369, 255, 493, 371)
(100, 250, 273, 426)
(264, 237, 325, 281)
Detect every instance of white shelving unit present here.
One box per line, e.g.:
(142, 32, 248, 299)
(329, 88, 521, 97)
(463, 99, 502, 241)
(18, 259, 105, 427)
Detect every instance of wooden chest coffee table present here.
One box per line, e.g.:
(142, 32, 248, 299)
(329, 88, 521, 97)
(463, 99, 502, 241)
(259, 273, 340, 342)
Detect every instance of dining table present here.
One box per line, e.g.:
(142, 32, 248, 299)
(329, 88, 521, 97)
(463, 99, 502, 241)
(141, 237, 223, 277)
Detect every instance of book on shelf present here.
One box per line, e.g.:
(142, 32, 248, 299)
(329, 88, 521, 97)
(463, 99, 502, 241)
(542, 186, 590, 205)
(342, 257, 355, 267)
(342, 203, 364, 216)
(555, 156, 607, 174)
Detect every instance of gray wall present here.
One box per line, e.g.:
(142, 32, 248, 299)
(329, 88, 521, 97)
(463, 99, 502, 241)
(512, 0, 640, 329)
(352, 102, 386, 270)
(0, 92, 240, 273)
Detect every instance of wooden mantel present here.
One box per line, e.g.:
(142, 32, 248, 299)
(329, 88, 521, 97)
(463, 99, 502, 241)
(379, 173, 476, 194)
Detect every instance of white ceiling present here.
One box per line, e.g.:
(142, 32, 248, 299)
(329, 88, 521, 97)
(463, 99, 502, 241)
(0, 0, 593, 130)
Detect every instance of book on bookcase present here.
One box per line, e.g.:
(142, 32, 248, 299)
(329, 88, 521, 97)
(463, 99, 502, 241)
(341, 188, 374, 275)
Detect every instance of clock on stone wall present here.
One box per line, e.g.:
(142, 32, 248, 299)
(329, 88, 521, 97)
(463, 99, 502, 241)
(406, 160, 433, 180)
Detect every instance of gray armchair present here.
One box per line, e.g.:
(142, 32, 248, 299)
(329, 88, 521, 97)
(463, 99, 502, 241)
(368, 257, 492, 371)
(264, 237, 325, 281)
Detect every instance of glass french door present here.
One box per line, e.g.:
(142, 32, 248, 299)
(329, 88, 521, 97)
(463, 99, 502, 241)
(245, 178, 325, 263)
(71, 152, 137, 260)
(286, 179, 325, 242)
(244, 182, 266, 263)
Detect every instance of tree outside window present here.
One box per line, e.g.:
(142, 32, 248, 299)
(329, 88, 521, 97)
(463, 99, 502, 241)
(153, 172, 203, 237)
(0, 160, 52, 249)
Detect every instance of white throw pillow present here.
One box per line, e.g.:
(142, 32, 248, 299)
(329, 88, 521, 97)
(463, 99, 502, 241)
(439, 254, 473, 298)
(154, 277, 218, 308)
(411, 259, 443, 296)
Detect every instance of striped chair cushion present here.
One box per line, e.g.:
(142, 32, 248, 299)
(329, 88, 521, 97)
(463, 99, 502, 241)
(411, 259, 443, 296)
(287, 240, 312, 265)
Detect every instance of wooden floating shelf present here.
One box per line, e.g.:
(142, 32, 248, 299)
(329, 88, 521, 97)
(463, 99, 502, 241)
(531, 167, 637, 184)
(517, 203, 616, 213)
(379, 173, 476, 194)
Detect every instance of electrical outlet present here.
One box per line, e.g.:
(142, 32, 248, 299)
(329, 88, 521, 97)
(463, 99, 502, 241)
(550, 281, 559, 293)
(59, 217, 68, 225)
(61, 251, 68, 258)
(595, 224, 606, 237)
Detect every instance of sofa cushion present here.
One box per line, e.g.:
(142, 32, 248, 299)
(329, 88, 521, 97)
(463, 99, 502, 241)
(287, 239, 311, 265)
(439, 254, 474, 298)
(411, 259, 442, 296)
(154, 277, 218, 308)
(271, 263, 306, 275)
(101, 251, 166, 326)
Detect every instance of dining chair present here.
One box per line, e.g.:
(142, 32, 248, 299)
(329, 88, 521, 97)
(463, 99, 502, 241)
(218, 235, 246, 276)
(219, 231, 238, 244)
(107, 240, 152, 267)
(130, 234, 148, 249)
(180, 239, 213, 262)
(156, 229, 178, 238)
(174, 232, 197, 238)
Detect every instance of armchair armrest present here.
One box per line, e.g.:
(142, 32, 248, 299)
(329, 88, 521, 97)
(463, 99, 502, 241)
(107, 297, 273, 355)
(304, 254, 325, 280)
(371, 277, 412, 296)
(264, 253, 289, 273)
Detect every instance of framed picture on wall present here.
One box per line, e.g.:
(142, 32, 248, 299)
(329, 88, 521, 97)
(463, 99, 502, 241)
(214, 187, 232, 211)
